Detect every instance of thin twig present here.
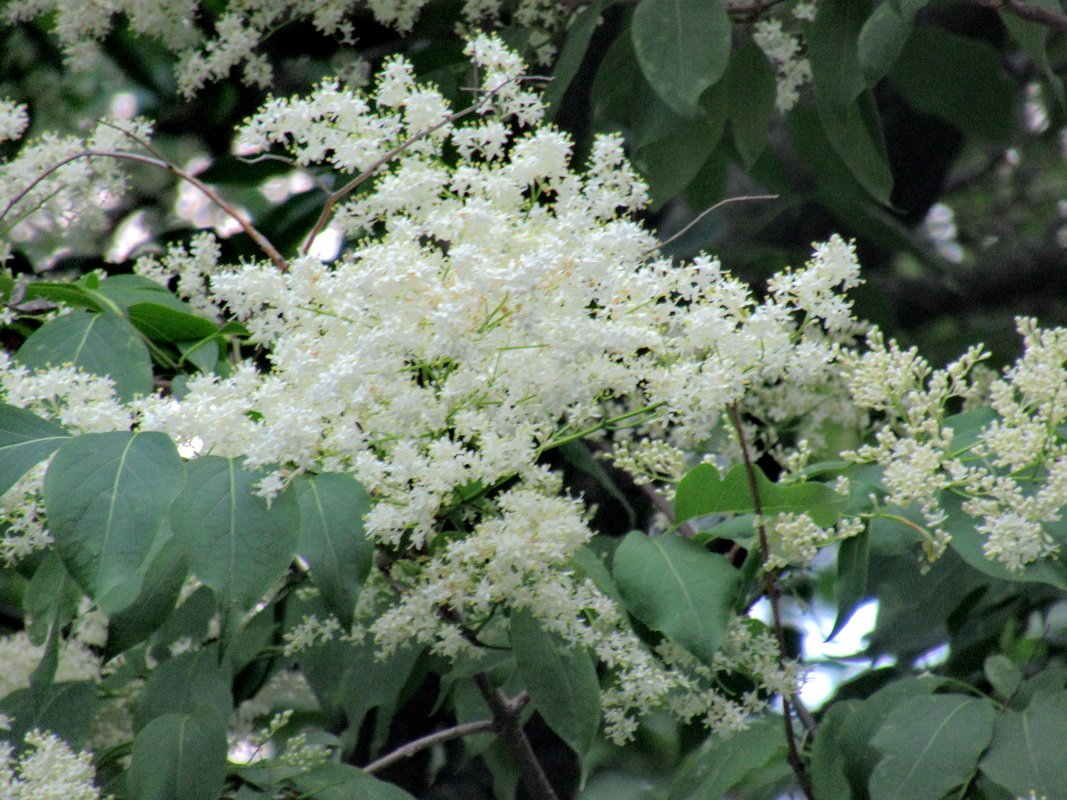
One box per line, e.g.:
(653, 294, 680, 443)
(0, 149, 289, 271)
(474, 673, 559, 800)
(643, 194, 779, 257)
(976, 0, 1067, 31)
(727, 403, 814, 800)
(725, 0, 794, 18)
(301, 76, 536, 255)
(364, 718, 496, 774)
(240, 152, 337, 195)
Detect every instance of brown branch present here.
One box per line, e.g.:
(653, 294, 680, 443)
(643, 194, 780, 258)
(474, 673, 559, 800)
(976, 0, 1067, 31)
(240, 153, 337, 196)
(301, 76, 535, 255)
(0, 149, 289, 271)
(727, 403, 815, 800)
(725, 0, 794, 18)
(363, 718, 496, 774)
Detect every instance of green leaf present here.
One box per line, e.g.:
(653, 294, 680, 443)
(126, 302, 218, 342)
(810, 701, 857, 800)
(809, 0, 871, 115)
(292, 763, 417, 800)
(837, 676, 946, 792)
(858, 3, 914, 86)
(590, 34, 639, 133)
(817, 90, 894, 206)
(559, 441, 635, 529)
(25, 551, 79, 646)
(19, 281, 101, 310)
(890, 0, 933, 14)
(169, 456, 299, 627)
(941, 491, 1067, 590)
(979, 692, 1067, 797)
(869, 694, 995, 800)
(830, 528, 870, 641)
(222, 597, 277, 678)
(296, 473, 373, 627)
(0, 682, 99, 749)
(106, 535, 188, 655)
(633, 87, 726, 209)
(16, 310, 153, 401)
(176, 336, 219, 373)
(725, 41, 777, 169)
(92, 274, 190, 314)
(129, 708, 228, 800)
(149, 585, 217, 661)
(631, 0, 731, 117)
(868, 548, 985, 659)
(1000, 0, 1065, 107)
(984, 655, 1023, 700)
(44, 431, 184, 614)
(0, 403, 70, 496)
(668, 717, 786, 799)
(674, 463, 846, 528)
(890, 27, 1016, 141)
(613, 531, 739, 664)
(944, 407, 998, 455)
(135, 645, 233, 731)
(28, 610, 61, 693)
(570, 544, 624, 605)
(302, 636, 421, 732)
(544, 0, 612, 116)
(511, 609, 600, 759)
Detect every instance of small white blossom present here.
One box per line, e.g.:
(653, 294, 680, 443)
(753, 17, 812, 112)
(0, 99, 28, 143)
(0, 730, 102, 800)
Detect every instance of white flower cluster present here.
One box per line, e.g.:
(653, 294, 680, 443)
(134, 232, 226, 321)
(0, 116, 152, 245)
(845, 317, 1067, 571)
(753, 16, 813, 113)
(0, 353, 134, 561)
(0, 464, 50, 563)
(116, 36, 870, 738)
(0, 730, 102, 800)
(0, 631, 101, 700)
(0, 354, 133, 434)
(764, 511, 864, 570)
(282, 614, 342, 656)
(0, 99, 28, 144)
(2, 0, 586, 96)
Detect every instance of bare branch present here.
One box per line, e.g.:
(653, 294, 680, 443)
(645, 194, 780, 257)
(240, 152, 337, 196)
(0, 149, 290, 271)
(474, 673, 559, 800)
(363, 718, 497, 774)
(727, 403, 815, 800)
(725, 0, 794, 18)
